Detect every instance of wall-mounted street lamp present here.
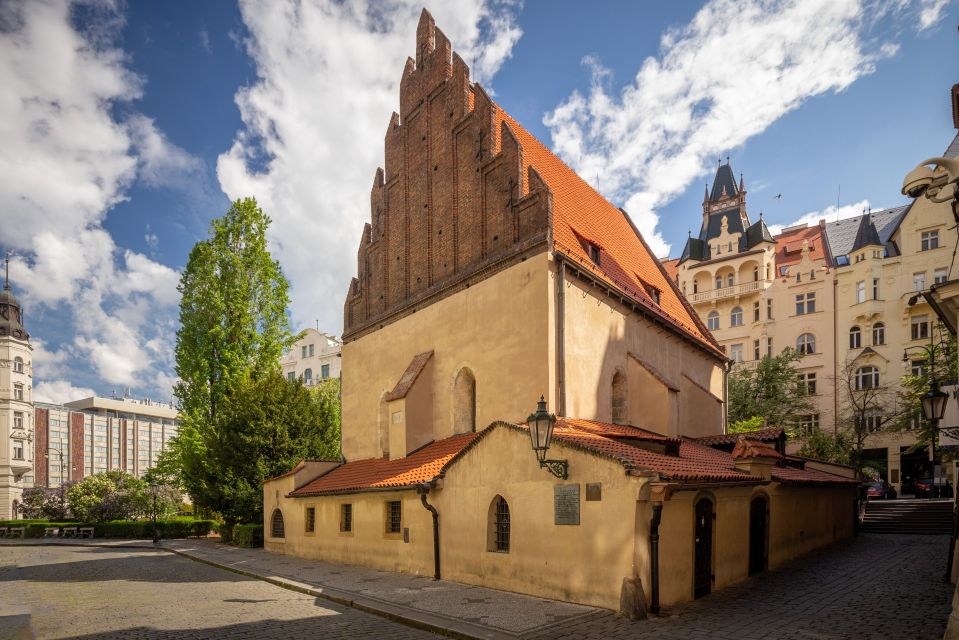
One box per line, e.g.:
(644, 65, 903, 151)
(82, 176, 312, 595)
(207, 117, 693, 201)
(527, 396, 568, 480)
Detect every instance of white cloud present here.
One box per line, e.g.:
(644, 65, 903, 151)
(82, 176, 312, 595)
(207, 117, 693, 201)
(918, 0, 949, 30)
(543, 0, 919, 258)
(0, 0, 188, 399)
(33, 380, 96, 405)
(767, 199, 871, 235)
(217, 0, 522, 335)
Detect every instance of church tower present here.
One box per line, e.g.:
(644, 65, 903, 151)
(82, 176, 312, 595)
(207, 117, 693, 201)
(0, 255, 33, 520)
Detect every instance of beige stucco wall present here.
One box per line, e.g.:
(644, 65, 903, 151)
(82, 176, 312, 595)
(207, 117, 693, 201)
(560, 265, 725, 438)
(438, 425, 642, 609)
(0, 337, 33, 520)
(341, 253, 552, 461)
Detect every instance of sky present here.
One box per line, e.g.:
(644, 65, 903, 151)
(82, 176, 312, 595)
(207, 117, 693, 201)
(1, 0, 957, 404)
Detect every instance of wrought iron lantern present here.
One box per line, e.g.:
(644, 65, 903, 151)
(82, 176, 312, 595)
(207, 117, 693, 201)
(921, 381, 949, 423)
(527, 396, 568, 479)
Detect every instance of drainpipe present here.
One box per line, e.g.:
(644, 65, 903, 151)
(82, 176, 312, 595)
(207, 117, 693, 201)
(649, 502, 663, 614)
(417, 483, 440, 580)
(556, 257, 567, 416)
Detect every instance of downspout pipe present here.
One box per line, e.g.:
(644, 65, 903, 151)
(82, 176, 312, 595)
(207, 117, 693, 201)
(649, 502, 663, 614)
(417, 483, 440, 580)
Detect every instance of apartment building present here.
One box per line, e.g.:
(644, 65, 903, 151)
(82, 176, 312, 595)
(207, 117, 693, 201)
(280, 328, 341, 386)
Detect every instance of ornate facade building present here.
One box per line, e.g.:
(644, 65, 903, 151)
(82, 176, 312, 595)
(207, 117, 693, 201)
(264, 11, 857, 613)
(280, 328, 341, 385)
(0, 265, 34, 519)
(666, 93, 959, 494)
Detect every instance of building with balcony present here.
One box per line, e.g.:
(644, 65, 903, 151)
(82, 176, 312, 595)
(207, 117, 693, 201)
(280, 328, 341, 386)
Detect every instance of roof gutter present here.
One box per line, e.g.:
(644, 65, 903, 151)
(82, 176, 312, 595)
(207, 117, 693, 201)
(287, 482, 430, 499)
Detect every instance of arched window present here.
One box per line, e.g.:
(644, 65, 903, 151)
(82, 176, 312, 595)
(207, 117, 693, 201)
(726, 274, 735, 287)
(730, 307, 743, 327)
(611, 370, 627, 424)
(453, 368, 476, 434)
(797, 333, 816, 355)
(270, 509, 285, 538)
(487, 495, 510, 553)
(707, 311, 720, 331)
(872, 322, 885, 346)
(855, 366, 880, 390)
(715, 277, 722, 289)
(13, 357, 23, 373)
(849, 326, 861, 349)
(303, 368, 312, 384)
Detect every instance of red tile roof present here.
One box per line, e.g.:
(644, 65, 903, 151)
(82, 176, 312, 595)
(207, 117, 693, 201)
(386, 350, 433, 401)
(770, 465, 858, 486)
(773, 224, 828, 269)
(493, 109, 723, 359)
(290, 433, 478, 496)
(732, 437, 783, 460)
(661, 258, 680, 285)
(694, 428, 784, 446)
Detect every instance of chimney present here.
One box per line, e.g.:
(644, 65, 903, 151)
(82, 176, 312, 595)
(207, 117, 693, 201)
(731, 436, 781, 480)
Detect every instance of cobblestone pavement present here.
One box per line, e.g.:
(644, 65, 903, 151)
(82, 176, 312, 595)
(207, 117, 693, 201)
(0, 546, 440, 639)
(528, 534, 954, 640)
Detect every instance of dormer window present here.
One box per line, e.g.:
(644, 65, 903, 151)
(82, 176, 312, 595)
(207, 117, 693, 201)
(587, 243, 601, 265)
(646, 285, 661, 305)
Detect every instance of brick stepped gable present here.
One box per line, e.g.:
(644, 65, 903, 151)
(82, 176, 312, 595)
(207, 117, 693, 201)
(861, 499, 953, 535)
(343, 9, 550, 338)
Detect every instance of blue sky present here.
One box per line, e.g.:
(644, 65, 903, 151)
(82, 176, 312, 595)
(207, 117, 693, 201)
(1, 0, 956, 403)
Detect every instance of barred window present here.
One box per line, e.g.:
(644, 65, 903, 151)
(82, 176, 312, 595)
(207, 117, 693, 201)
(386, 501, 402, 534)
(270, 509, 285, 538)
(488, 495, 510, 553)
(305, 507, 315, 533)
(341, 503, 353, 532)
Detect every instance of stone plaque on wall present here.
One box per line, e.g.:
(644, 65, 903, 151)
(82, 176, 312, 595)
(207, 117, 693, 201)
(554, 484, 580, 525)
(585, 483, 602, 501)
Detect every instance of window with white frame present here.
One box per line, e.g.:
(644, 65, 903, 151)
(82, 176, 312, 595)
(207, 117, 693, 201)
(797, 333, 816, 355)
(707, 311, 720, 331)
(715, 277, 722, 289)
(921, 230, 940, 251)
(753, 340, 761, 361)
(727, 274, 734, 287)
(753, 301, 760, 322)
(13, 357, 23, 373)
(13, 440, 24, 460)
(872, 322, 885, 346)
(856, 281, 865, 304)
(301, 346, 308, 358)
(855, 366, 880, 390)
(287, 371, 295, 383)
(911, 360, 925, 377)
(13, 411, 23, 429)
(798, 414, 820, 436)
(800, 372, 817, 395)
(856, 413, 883, 433)
(914, 272, 927, 292)
(872, 278, 880, 300)
(304, 368, 313, 384)
(730, 306, 743, 327)
(911, 315, 930, 341)
(730, 344, 744, 363)
(795, 292, 815, 315)
(935, 268, 949, 285)
(309, 344, 315, 357)
(766, 337, 773, 357)
(849, 326, 862, 349)
(766, 299, 773, 319)
(321, 364, 330, 379)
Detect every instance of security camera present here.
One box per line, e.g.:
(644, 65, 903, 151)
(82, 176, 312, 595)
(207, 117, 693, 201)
(902, 165, 935, 198)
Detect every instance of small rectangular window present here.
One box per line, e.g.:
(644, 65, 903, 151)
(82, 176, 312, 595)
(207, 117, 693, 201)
(13, 440, 24, 460)
(921, 230, 940, 251)
(795, 293, 815, 315)
(287, 371, 295, 383)
(321, 364, 330, 379)
(730, 343, 744, 363)
(856, 281, 865, 304)
(935, 268, 948, 285)
(766, 337, 773, 357)
(13, 411, 23, 430)
(914, 272, 926, 292)
(753, 301, 760, 322)
(800, 372, 817, 395)
(341, 503, 353, 532)
(386, 501, 402, 534)
(766, 299, 773, 320)
(753, 339, 760, 361)
(301, 346, 308, 358)
(911, 315, 930, 341)
(872, 278, 880, 300)
(305, 507, 316, 533)
(587, 243, 601, 265)
(13, 383, 23, 401)
(309, 344, 315, 357)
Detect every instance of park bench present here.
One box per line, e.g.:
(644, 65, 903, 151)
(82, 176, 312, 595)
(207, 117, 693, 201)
(7, 527, 25, 538)
(43, 527, 59, 537)
(78, 527, 94, 539)
(62, 527, 77, 538)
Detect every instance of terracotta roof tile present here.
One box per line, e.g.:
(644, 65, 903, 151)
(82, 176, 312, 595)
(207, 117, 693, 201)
(492, 108, 723, 359)
(290, 432, 478, 496)
(771, 465, 858, 486)
(773, 225, 827, 269)
(386, 350, 433, 401)
(731, 437, 783, 460)
(660, 258, 680, 285)
(694, 428, 784, 446)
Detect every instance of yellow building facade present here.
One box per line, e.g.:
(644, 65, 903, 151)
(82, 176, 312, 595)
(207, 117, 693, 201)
(264, 10, 858, 614)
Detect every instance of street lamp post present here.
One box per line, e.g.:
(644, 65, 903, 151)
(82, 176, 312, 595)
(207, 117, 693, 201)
(527, 396, 568, 480)
(902, 337, 951, 498)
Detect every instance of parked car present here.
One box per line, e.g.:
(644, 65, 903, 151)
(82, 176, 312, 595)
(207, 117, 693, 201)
(916, 478, 954, 498)
(866, 480, 897, 500)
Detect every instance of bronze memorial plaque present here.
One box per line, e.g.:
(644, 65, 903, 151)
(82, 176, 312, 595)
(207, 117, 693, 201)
(585, 482, 602, 501)
(554, 484, 581, 525)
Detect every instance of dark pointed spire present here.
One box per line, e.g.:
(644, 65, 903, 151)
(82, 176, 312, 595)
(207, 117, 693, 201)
(3, 250, 9, 291)
(739, 172, 745, 192)
(851, 211, 881, 251)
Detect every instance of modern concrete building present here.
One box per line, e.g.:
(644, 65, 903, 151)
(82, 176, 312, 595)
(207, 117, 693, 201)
(33, 395, 180, 489)
(0, 265, 34, 520)
(280, 328, 341, 386)
(264, 11, 857, 614)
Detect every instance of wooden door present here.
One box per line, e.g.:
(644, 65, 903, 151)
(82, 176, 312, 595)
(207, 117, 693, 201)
(749, 496, 768, 575)
(694, 498, 713, 598)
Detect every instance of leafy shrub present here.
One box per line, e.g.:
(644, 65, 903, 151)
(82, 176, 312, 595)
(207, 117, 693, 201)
(67, 471, 150, 521)
(231, 524, 263, 548)
(18, 484, 73, 520)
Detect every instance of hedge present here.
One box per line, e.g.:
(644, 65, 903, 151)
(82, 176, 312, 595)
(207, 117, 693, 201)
(231, 523, 263, 548)
(0, 519, 218, 539)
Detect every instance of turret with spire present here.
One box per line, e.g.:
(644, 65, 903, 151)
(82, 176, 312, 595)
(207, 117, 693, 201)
(0, 253, 29, 341)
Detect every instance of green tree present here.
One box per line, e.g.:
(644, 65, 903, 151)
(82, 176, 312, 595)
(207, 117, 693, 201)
(893, 327, 957, 457)
(169, 198, 296, 519)
(18, 484, 72, 520)
(797, 429, 852, 465)
(66, 471, 150, 522)
(728, 415, 766, 434)
(727, 348, 815, 432)
(206, 372, 340, 524)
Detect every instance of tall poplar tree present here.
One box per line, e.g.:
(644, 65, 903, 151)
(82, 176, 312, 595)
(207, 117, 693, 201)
(171, 198, 297, 520)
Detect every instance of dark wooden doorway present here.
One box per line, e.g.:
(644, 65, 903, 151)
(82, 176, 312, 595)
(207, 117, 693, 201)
(749, 495, 768, 575)
(694, 497, 713, 598)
